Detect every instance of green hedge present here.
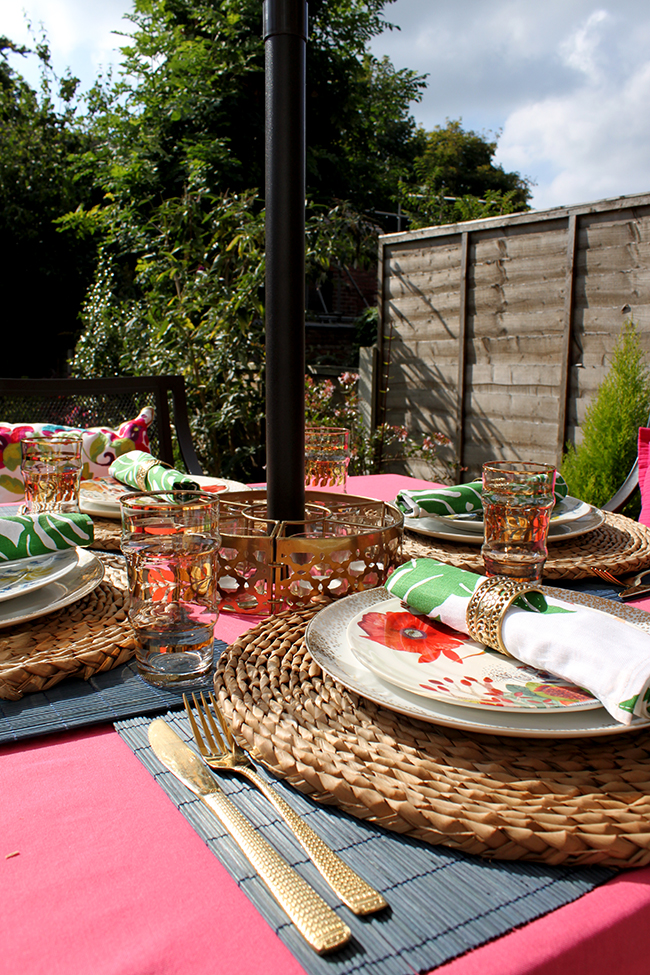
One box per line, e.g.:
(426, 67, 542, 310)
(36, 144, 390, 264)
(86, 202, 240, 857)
(560, 320, 650, 513)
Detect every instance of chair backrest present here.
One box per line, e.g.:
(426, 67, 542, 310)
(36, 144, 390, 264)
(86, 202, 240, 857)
(0, 375, 203, 475)
(601, 462, 639, 513)
(601, 412, 650, 516)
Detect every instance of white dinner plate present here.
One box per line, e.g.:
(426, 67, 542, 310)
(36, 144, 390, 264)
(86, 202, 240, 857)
(0, 549, 105, 628)
(0, 548, 80, 604)
(79, 475, 250, 519)
(434, 495, 593, 534)
(346, 596, 599, 713)
(79, 478, 135, 519)
(404, 506, 605, 545)
(304, 587, 650, 737)
(192, 475, 250, 495)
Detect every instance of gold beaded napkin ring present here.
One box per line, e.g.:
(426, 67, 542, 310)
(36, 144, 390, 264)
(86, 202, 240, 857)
(465, 576, 545, 657)
(135, 458, 168, 490)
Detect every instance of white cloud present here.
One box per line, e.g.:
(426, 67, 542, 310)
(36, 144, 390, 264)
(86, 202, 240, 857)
(496, 9, 650, 208)
(559, 9, 610, 82)
(2, 0, 128, 90)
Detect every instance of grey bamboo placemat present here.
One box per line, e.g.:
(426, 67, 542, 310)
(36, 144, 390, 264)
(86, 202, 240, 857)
(116, 709, 614, 975)
(0, 639, 228, 744)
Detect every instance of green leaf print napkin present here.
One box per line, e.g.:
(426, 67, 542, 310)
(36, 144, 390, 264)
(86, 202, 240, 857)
(109, 450, 199, 492)
(386, 558, 650, 725)
(0, 511, 94, 562)
(395, 474, 569, 518)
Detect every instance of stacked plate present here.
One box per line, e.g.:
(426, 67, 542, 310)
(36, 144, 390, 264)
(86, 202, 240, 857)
(0, 548, 104, 629)
(404, 494, 605, 545)
(305, 587, 650, 738)
(79, 475, 249, 519)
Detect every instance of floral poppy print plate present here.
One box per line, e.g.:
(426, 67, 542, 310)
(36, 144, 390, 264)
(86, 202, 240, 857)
(346, 598, 599, 712)
(305, 588, 650, 736)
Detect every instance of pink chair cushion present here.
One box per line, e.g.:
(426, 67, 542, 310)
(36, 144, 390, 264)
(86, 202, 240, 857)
(0, 406, 154, 503)
(638, 428, 650, 526)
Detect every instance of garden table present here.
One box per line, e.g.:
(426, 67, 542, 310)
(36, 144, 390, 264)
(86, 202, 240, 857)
(2, 474, 650, 975)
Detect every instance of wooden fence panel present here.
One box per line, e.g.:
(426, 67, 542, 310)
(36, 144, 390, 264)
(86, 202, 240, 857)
(374, 192, 650, 481)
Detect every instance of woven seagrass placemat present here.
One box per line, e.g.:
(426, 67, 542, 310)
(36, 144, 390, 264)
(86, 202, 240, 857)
(0, 641, 227, 744)
(90, 517, 122, 551)
(0, 553, 135, 701)
(214, 603, 650, 870)
(404, 510, 650, 580)
(116, 709, 612, 975)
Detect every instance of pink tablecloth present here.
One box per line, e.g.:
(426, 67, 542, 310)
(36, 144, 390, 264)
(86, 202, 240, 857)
(3, 474, 650, 975)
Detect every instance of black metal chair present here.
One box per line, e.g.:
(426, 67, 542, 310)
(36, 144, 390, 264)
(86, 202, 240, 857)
(601, 462, 640, 514)
(0, 375, 203, 475)
(600, 411, 650, 514)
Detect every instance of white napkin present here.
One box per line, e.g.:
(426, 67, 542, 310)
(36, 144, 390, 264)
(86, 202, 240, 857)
(386, 558, 650, 725)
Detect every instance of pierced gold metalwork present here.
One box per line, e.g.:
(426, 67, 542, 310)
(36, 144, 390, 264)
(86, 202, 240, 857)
(216, 490, 403, 614)
(465, 575, 545, 657)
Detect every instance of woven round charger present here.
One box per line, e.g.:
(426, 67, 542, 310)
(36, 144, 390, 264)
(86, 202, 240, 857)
(216, 604, 650, 868)
(0, 554, 136, 701)
(403, 510, 650, 580)
(90, 518, 122, 552)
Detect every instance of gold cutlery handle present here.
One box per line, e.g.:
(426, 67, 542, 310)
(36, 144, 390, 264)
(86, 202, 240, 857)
(243, 766, 387, 915)
(201, 789, 351, 953)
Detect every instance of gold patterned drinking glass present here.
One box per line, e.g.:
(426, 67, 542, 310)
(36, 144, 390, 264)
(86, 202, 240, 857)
(481, 461, 556, 582)
(20, 435, 83, 514)
(305, 427, 350, 492)
(120, 491, 220, 687)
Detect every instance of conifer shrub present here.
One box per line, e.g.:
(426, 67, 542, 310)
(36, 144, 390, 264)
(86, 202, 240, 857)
(560, 320, 650, 513)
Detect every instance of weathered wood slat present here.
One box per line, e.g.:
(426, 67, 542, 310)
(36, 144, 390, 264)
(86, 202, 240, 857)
(470, 230, 569, 260)
(375, 191, 650, 479)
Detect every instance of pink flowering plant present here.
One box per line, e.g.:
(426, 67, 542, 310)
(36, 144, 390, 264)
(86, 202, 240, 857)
(305, 373, 456, 479)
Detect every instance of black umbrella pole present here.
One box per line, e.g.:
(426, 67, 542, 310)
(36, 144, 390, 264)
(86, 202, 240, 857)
(264, 0, 308, 523)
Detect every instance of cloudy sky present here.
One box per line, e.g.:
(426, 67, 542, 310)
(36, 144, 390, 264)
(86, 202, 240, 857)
(3, 0, 650, 210)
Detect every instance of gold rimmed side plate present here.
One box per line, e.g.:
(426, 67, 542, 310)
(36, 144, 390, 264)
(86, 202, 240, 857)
(404, 507, 605, 546)
(0, 549, 105, 629)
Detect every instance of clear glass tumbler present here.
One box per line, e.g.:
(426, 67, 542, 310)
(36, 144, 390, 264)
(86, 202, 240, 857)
(20, 435, 83, 514)
(481, 461, 556, 582)
(305, 426, 350, 492)
(120, 490, 220, 686)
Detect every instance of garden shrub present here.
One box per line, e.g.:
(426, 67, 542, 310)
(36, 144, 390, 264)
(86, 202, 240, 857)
(560, 320, 650, 513)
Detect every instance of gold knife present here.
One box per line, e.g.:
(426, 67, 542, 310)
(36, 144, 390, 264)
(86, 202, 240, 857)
(147, 719, 351, 954)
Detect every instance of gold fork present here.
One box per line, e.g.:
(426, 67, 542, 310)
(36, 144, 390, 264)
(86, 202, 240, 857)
(593, 567, 624, 586)
(184, 691, 387, 916)
(593, 567, 650, 600)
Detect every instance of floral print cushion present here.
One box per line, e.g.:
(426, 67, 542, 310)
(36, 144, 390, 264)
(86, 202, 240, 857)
(0, 406, 154, 502)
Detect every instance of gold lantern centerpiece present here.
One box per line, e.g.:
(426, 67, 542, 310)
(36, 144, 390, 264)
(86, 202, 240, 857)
(217, 490, 403, 615)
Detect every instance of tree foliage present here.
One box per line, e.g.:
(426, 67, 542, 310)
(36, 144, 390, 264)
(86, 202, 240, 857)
(68, 0, 428, 478)
(0, 37, 97, 375)
(84, 0, 426, 214)
(69, 182, 267, 478)
(68, 184, 382, 479)
(400, 119, 532, 229)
